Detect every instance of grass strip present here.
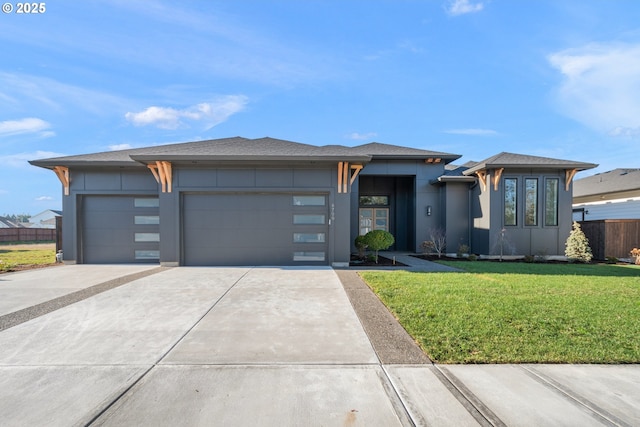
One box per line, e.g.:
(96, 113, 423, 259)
(0, 245, 56, 272)
(360, 262, 640, 363)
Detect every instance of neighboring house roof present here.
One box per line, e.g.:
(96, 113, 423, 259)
(462, 152, 597, 175)
(0, 216, 21, 228)
(29, 137, 461, 168)
(573, 168, 640, 200)
(30, 209, 62, 225)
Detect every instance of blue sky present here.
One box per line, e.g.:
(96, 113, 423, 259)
(2, 0, 640, 215)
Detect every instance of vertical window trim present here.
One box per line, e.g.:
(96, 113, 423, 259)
(524, 178, 538, 226)
(504, 178, 518, 226)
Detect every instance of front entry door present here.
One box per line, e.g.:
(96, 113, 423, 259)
(359, 208, 389, 235)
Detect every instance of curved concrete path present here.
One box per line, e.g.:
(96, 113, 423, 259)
(0, 265, 638, 426)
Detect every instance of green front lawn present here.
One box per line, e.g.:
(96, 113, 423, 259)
(360, 262, 640, 363)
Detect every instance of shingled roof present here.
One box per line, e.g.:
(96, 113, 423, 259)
(573, 168, 640, 198)
(30, 137, 460, 168)
(462, 152, 597, 175)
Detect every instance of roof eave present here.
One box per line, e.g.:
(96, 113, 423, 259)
(463, 162, 598, 176)
(29, 159, 141, 169)
(129, 154, 372, 164)
(369, 154, 461, 163)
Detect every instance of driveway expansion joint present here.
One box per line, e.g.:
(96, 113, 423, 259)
(0, 266, 170, 331)
(521, 365, 629, 427)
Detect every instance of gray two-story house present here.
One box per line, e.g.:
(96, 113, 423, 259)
(30, 137, 596, 266)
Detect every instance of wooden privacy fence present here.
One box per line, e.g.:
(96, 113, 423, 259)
(579, 220, 640, 260)
(0, 228, 56, 242)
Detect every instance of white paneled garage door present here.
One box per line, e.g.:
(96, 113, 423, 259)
(81, 196, 160, 263)
(182, 192, 329, 266)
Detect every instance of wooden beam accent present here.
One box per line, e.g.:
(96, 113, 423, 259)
(492, 168, 504, 191)
(147, 164, 160, 183)
(565, 168, 577, 191)
(150, 161, 173, 193)
(160, 161, 172, 193)
(476, 170, 487, 191)
(342, 161, 349, 193)
(349, 164, 363, 185)
(337, 162, 344, 193)
(434, 158, 442, 163)
(53, 166, 70, 196)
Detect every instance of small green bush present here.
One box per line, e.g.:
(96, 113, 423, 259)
(605, 256, 619, 264)
(354, 235, 368, 259)
(457, 243, 470, 258)
(363, 230, 395, 263)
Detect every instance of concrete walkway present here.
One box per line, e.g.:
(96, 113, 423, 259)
(0, 265, 638, 426)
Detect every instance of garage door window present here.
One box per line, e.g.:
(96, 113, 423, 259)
(293, 251, 325, 261)
(293, 195, 325, 206)
(293, 214, 325, 225)
(135, 250, 160, 260)
(134, 198, 159, 208)
(135, 233, 160, 242)
(135, 215, 159, 225)
(293, 232, 325, 243)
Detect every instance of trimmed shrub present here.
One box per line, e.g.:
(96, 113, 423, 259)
(354, 235, 368, 259)
(363, 230, 395, 263)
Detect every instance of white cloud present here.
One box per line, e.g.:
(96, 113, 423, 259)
(549, 42, 640, 136)
(443, 128, 498, 136)
(0, 72, 130, 116)
(35, 196, 53, 201)
(0, 118, 53, 138)
(0, 151, 65, 168)
(446, 0, 484, 16)
(125, 96, 248, 130)
(345, 132, 378, 141)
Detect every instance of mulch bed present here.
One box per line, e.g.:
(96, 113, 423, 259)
(349, 255, 408, 267)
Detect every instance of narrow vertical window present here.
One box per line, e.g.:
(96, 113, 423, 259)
(525, 178, 538, 226)
(545, 178, 559, 226)
(504, 178, 517, 226)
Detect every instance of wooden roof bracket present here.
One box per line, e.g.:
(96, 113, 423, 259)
(565, 168, 577, 191)
(53, 166, 70, 196)
(492, 168, 504, 191)
(476, 170, 487, 191)
(350, 164, 363, 185)
(148, 161, 173, 192)
(338, 162, 364, 193)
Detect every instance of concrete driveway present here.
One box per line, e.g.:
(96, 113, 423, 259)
(0, 266, 639, 426)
